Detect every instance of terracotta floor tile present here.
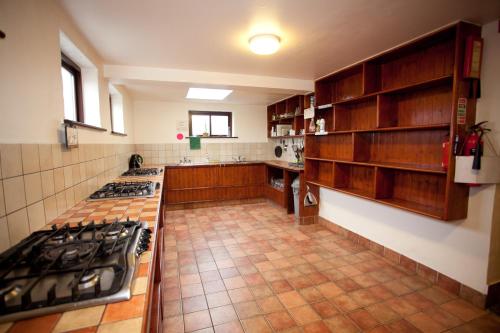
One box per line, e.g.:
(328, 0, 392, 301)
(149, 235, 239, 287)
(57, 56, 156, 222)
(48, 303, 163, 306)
(348, 309, 379, 330)
(418, 286, 457, 304)
(332, 294, 361, 312)
(8, 313, 61, 333)
(209, 304, 238, 325)
(289, 275, 314, 289)
(164, 315, 184, 333)
(336, 278, 363, 292)
(384, 297, 419, 316)
(271, 279, 294, 294)
(223, 276, 246, 290)
(200, 270, 221, 282)
(213, 320, 244, 333)
(243, 272, 266, 286)
(440, 299, 486, 322)
(261, 269, 283, 282)
(299, 287, 325, 303)
(423, 307, 463, 329)
(448, 313, 500, 333)
(324, 315, 360, 333)
(385, 319, 421, 333)
(382, 280, 412, 296)
(257, 295, 285, 314)
(278, 290, 307, 308)
(250, 284, 274, 299)
(219, 267, 240, 279)
(349, 289, 380, 307)
(206, 291, 231, 308)
(289, 304, 321, 325)
(164, 300, 182, 317)
(316, 282, 344, 299)
(238, 264, 258, 275)
(403, 291, 436, 310)
(265, 311, 297, 331)
(406, 311, 447, 333)
(234, 300, 262, 319)
(228, 287, 254, 303)
(184, 310, 212, 332)
(164, 287, 181, 301)
(241, 316, 273, 333)
(203, 279, 226, 294)
(101, 295, 145, 323)
(311, 300, 339, 319)
(365, 302, 401, 324)
(182, 283, 205, 298)
(302, 320, 332, 333)
(182, 295, 208, 314)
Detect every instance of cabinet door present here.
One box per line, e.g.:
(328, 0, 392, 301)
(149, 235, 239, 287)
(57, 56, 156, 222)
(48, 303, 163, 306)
(166, 166, 219, 189)
(219, 164, 266, 186)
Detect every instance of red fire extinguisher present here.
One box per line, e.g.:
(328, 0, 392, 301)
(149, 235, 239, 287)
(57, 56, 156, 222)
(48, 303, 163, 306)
(460, 121, 490, 187)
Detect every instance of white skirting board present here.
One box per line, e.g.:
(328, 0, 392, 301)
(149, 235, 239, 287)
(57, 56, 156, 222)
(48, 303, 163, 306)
(454, 156, 500, 184)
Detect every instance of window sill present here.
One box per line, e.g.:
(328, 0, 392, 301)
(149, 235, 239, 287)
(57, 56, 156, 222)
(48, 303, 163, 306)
(111, 131, 127, 136)
(185, 136, 239, 139)
(64, 119, 107, 132)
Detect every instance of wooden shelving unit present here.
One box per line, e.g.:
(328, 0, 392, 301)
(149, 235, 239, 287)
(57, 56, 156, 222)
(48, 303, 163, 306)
(267, 94, 310, 138)
(304, 22, 481, 220)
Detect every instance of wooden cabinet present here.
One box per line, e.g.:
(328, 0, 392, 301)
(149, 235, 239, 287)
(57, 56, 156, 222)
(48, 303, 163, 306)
(267, 94, 310, 138)
(165, 164, 265, 205)
(305, 22, 480, 220)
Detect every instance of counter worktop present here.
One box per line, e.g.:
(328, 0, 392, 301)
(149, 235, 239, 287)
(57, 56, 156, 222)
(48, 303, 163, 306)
(164, 159, 304, 172)
(0, 172, 165, 333)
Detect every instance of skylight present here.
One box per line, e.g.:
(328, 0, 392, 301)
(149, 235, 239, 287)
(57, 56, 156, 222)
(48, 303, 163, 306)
(186, 88, 233, 100)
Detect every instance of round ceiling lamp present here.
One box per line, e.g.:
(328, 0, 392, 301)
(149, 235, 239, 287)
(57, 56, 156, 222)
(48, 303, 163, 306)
(249, 34, 281, 55)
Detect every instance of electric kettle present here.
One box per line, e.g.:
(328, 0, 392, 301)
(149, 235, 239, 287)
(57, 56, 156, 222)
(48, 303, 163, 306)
(129, 154, 143, 169)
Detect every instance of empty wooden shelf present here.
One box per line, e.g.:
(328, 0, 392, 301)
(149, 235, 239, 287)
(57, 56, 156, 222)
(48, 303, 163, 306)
(304, 21, 481, 220)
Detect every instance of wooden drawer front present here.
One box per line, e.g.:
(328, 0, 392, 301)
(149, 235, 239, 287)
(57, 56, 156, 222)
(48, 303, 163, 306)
(219, 164, 266, 186)
(166, 188, 219, 204)
(219, 185, 263, 200)
(166, 166, 219, 189)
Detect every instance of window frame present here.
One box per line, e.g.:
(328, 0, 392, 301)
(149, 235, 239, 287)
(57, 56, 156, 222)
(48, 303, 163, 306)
(109, 92, 127, 136)
(61, 53, 84, 123)
(188, 110, 233, 137)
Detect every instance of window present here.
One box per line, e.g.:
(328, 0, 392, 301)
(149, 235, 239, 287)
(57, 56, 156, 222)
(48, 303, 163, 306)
(189, 111, 232, 137)
(109, 84, 125, 134)
(61, 53, 83, 122)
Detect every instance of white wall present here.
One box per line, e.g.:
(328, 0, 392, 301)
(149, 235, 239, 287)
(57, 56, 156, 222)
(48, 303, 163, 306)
(319, 20, 500, 294)
(0, 0, 134, 144)
(133, 100, 267, 143)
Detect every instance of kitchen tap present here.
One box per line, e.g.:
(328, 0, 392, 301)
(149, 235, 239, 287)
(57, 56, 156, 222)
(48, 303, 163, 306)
(233, 155, 245, 162)
(179, 156, 191, 164)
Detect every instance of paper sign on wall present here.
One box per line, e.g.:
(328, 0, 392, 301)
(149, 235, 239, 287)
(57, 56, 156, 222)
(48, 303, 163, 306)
(176, 120, 188, 131)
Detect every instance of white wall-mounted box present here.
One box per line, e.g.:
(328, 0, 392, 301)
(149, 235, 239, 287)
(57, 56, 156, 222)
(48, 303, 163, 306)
(454, 156, 500, 184)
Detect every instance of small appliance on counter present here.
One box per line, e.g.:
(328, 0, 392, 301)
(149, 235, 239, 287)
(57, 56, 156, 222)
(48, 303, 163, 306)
(0, 219, 151, 323)
(88, 181, 158, 200)
(121, 168, 162, 177)
(128, 154, 143, 169)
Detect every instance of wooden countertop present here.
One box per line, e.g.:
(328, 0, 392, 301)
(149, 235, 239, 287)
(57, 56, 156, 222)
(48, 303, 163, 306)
(164, 159, 304, 172)
(0, 171, 165, 333)
(264, 160, 304, 172)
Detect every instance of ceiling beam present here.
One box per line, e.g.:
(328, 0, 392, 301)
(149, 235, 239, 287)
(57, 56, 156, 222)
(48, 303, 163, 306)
(103, 65, 314, 92)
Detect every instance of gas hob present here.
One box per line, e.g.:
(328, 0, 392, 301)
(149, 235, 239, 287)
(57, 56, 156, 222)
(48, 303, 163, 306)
(0, 219, 151, 323)
(88, 181, 158, 200)
(121, 168, 162, 177)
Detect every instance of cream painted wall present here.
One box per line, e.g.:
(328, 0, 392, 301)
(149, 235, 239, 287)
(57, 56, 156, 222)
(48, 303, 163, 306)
(319, 20, 500, 294)
(133, 100, 267, 143)
(0, 0, 134, 144)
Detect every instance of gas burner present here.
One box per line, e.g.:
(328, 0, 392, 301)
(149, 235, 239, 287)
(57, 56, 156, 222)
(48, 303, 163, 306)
(88, 181, 157, 201)
(42, 243, 96, 266)
(78, 270, 100, 290)
(104, 228, 129, 240)
(0, 284, 21, 302)
(47, 233, 74, 245)
(121, 168, 161, 177)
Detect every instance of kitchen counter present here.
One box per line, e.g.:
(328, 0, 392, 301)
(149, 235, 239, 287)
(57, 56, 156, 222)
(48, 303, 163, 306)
(0, 172, 165, 333)
(164, 159, 304, 172)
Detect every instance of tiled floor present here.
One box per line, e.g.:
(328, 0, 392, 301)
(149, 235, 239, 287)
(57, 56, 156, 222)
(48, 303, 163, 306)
(162, 202, 500, 333)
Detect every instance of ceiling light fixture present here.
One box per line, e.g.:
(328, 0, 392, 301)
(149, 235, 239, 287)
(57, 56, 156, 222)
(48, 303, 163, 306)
(249, 34, 281, 55)
(186, 88, 233, 100)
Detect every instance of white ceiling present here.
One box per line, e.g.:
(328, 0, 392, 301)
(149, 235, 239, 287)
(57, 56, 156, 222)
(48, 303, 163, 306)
(60, 0, 500, 103)
(116, 80, 295, 105)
